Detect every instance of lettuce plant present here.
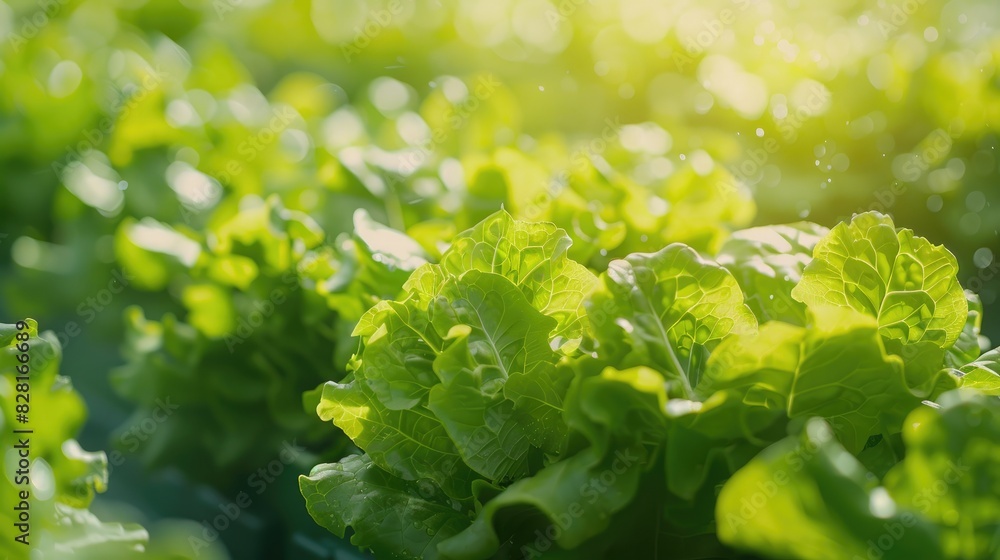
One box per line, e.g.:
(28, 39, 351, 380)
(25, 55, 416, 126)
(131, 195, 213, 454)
(0, 321, 230, 559)
(301, 209, 1000, 559)
(1, 321, 234, 559)
(113, 196, 425, 486)
(1, 320, 146, 559)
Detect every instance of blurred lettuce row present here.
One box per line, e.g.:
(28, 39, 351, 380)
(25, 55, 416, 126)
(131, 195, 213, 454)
(1, 6, 759, 324)
(110, 193, 432, 486)
(206, 0, 1000, 278)
(0, 320, 226, 559)
(89, 45, 759, 267)
(0, 0, 759, 279)
(3, 0, 1000, 319)
(299, 210, 999, 559)
(0, 0, 761, 332)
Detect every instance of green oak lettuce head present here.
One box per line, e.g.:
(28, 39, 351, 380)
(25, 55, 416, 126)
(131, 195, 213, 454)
(302, 210, 600, 557)
(301, 210, 999, 560)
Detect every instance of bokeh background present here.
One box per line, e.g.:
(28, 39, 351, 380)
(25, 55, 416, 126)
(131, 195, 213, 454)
(1, 0, 998, 557)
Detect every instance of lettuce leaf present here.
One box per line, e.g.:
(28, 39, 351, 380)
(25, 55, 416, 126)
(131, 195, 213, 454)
(300, 454, 470, 560)
(717, 222, 828, 325)
(955, 347, 1000, 395)
(946, 290, 986, 368)
(884, 391, 1000, 558)
(791, 211, 967, 349)
(586, 243, 757, 398)
(717, 418, 941, 560)
(717, 390, 1000, 560)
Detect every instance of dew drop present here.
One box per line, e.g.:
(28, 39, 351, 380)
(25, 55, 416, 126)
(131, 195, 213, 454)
(797, 201, 811, 218)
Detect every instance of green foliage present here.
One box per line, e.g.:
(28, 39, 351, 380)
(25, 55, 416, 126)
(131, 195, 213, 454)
(884, 391, 1000, 558)
(956, 347, 1000, 395)
(716, 222, 829, 325)
(720, 391, 1000, 560)
(111, 195, 423, 485)
(586, 242, 758, 397)
(0, 320, 142, 559)
(717, 418, 942, 560)
(0, 321, 224, 559)
(791, 211, 968, 348)
(302, 210, 1000, 559)
(2, 0, 1000, 557)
